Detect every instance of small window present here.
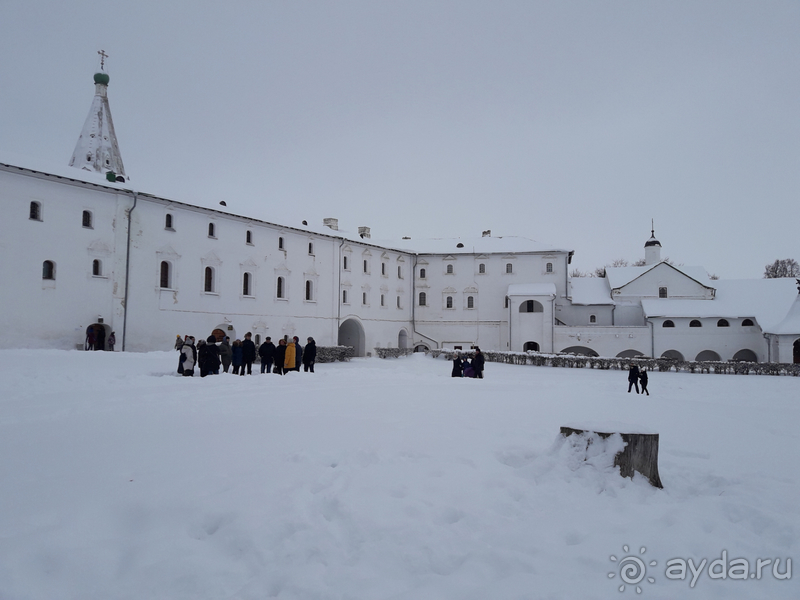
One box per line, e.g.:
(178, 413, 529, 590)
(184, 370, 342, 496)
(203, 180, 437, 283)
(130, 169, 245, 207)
(242, 272, 251, 296)
(546, 262, 553, 273)
(467, 296, 474, 309)
(589, 314, 596, 323)
(717, 319, 730, 328)
(419, 268, 426, 279)
(396, 296, 401, 308)
(446, 264, 454, 274)
(479, 263, 485, 274)
(381, 263, 386, 276)
(308, 242, 314, 255)
(504, 297, 509, 308)
(204, 267, 214, 292)
(364, 260, 368, 273)
(446, 296, 453, 309)
(246, 230, 253, 244)
(160, 261, 170, 288)
(690, 320, 702, 328)
(398, 265, 402, 279)
(278, 237, 284, 250)
(92, 259, 102, 276)
(380, 294, 385, 306)
(277, 276, 285, 299)
(165, 213, 173, 229)
(419, 292, 427, 306)
(742, 319, 754, 327)
(30, 201, 42, 221)
(208, 223, 215, 238)
(343, 256, 349, 270)
(659, 287, 668, 298)
(362, 292, 368, 305)
(342, 290, 348, 304)
(82, 210, 93, 228)
(506, 263, 513, 274)
(42, 260, 55, 280)
(663, 320, 675, 328)
(305, 280, 313, 301)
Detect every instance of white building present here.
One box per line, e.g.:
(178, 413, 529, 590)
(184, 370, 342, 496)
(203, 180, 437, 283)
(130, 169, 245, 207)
(2, 70, 799, 363)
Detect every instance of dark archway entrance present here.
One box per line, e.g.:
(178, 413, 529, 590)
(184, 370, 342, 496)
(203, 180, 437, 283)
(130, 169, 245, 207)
(398, 329, 408, 349)
(86, 323, 109, 351)
(523, 341, 540, 352)
(794, 339, 800, 364)
(560, 346, 598, 357)
(338, 318, 366, 357)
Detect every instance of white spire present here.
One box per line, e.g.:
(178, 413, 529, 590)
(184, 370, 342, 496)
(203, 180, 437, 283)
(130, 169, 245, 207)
(69, 53, 126, 180)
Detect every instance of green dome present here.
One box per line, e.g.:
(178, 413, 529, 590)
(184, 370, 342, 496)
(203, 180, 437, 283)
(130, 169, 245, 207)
(94, 72, 110, 85)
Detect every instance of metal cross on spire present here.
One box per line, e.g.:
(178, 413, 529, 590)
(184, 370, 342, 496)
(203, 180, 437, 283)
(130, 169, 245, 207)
(98, 49, 108, 70)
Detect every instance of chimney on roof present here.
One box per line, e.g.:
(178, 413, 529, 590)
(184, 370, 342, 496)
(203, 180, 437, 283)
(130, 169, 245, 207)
(482, 230, 491, 237)
(323, 218, 338, 231)
(358, 226, 371, 239)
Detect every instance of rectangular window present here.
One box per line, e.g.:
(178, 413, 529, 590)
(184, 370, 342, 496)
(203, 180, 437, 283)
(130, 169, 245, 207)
(659, 287, 668, 298)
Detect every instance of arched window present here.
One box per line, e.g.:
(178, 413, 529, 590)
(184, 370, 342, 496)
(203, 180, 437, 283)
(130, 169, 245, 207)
(246, 230, 252, 244)
(381, 263, 386, 276)
(467, 296, 474, 309)
(589, 314, 596, 323)
(419, 292, 427, 306)
(662, 320, 675, 328)
(42, 260, 55, 280)
(165, 213, 173, 229)
(242, 272, 251, 296)
(506, 263, 513, 274)
(446, 296, 453, 309)
(690, 320, 702, 328)
(479, 263, 485, 274)
(343, 256, 349, 270)
(305, 280, 313, 301)
(717, 319, 730, 327)
(308, 242, 314, 255)
(362, 292, 368, 305)
(342, 289, 348, 304)
(160, 261, 170, 288)
(92, 259, 101, 276)
(659, 287, 668, 298)
(30, 201, 42, 221)
(398, 265, 402, 278)
(742, 319, 754, 327)
(208, 223, 215, 238)
(520, 300, 544, 313)
(204, 267, 214, 292)
(276, 276, 285, 299)
(419, 268, 426, 279)
(446, 264, 454, 274)
(82, 210, 93, 228)
(546, 262, 553, 273)
(364, 260, 368, 273)
(396, 296, 401, 308)
(278, 237, 284, 250)
(380, 294, 385, 306)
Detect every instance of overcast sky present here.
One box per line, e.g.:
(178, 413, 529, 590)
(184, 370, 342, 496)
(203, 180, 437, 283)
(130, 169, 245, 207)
(2, 1, 798, 278)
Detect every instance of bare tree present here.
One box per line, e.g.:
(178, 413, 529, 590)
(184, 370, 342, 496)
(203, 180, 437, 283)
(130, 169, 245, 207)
(764, 258, 800, 279)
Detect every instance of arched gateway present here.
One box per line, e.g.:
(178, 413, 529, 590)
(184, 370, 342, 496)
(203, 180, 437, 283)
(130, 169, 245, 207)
(338, 318, 366, 357)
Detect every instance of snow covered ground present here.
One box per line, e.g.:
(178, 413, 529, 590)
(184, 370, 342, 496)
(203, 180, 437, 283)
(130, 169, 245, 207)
(0, 350, 797, 600)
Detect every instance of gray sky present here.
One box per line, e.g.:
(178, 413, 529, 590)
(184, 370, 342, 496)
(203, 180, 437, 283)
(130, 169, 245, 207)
(2, 0, 798, 278)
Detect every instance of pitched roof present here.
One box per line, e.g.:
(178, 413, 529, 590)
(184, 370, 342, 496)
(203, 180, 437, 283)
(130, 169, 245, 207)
(605, 262, 713, 292)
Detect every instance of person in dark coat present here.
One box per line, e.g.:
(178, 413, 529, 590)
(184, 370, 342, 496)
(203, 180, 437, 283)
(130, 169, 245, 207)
(86, 326, 95, 351)
(259, 336, 276, 374)
(231, 340, 244, 375)
(241, 332, 256, 375)
(627, 364, 640, 393)
(274, 339, 287, 375)
(107, 331, 116, 351)
(198, 334, 220, 377)
(303, 337, 317, 372)
(293, 336, 303, 372)
(95, 326, 105, 351)
(472, 348, 485, 379)
(219, 336, 232, 373)
(451, 354, 464, 377)
(639, 369, 649, 396)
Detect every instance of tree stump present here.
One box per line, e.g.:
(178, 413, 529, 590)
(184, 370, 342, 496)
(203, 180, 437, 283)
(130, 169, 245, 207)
(560, 426, 663, 489)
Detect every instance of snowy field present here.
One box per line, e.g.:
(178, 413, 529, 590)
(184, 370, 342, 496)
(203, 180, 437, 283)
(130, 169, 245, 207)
(0, 350, 797, 600)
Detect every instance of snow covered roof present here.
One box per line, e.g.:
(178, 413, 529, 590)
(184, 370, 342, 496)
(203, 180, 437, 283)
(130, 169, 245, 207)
(507, 283, 557, 297)
(769, 296, 800, 335)
(605, 263, 713, 291)
(369, 236, 572, 255)
(568, 277, 613, 305)
(641, 278, 800, 332)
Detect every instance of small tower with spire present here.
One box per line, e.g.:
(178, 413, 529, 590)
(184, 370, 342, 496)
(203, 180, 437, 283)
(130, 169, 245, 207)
(69, 50, 126, 181)
(644, 220, 662, 265)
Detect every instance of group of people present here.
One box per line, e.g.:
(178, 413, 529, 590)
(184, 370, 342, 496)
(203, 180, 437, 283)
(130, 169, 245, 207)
(451, 348, 485, 379)
(85, 326, 115, 351)
(627, 364, 650, 395)
(176, 333, 317, 378)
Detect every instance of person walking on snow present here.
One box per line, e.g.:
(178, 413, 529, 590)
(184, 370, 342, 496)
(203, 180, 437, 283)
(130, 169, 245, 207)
(639, 369, 649, 396)
(303, 337, 317, 372)
(627, 364, 640, 394)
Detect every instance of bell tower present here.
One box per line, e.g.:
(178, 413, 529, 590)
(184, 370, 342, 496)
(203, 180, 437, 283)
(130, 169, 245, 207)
(644, 220, 662, 265)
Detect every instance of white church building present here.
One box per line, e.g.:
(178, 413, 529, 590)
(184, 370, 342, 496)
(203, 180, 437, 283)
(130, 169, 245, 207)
(2, 69, 799, 363)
